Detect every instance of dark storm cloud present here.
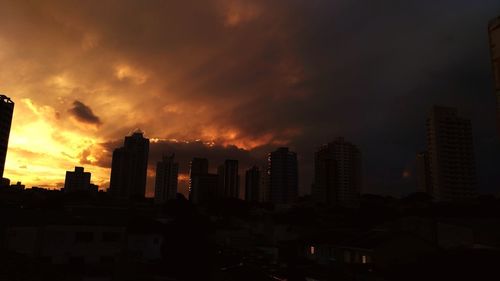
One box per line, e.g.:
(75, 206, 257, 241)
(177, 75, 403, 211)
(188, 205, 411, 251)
(68, 100, 102, 126)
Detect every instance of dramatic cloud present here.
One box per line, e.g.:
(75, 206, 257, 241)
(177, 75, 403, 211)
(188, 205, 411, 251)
(68, 100, 102, 126)
(1, 0, 499, 195)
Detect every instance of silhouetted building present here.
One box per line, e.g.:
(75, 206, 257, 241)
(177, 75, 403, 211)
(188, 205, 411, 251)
(489, 16, 500, 137)
(416, 151, 431, 193)
(189, 157, 209, 178)
(190, 174, 218, 204)
(109, 131, 149, 200)
(312, 138, 361, 208)
(154, 154, 179, 204)
(0, 94, 14, 180)
(10, 181, 25, 190)
(0, 177, 9, 188)
(268, 147, 298, 205)
(245, 166, 261, 202)
(425, 106, 477, 201)
(217, 159, 240, 199)
(64, 166, 94, 193)
(189, 158, 218, 203)
(259, 165, 269, 202)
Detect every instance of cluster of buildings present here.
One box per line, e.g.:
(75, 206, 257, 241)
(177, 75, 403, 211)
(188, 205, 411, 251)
(0, 15, 498, 281)
(105, 132, 365, 207)
(0, 15, 499, 206)
(0, 101, 491, 206)
(105, 135, 363, 208)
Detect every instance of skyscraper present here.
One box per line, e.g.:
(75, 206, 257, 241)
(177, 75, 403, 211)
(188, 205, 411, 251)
(189, 157, 217, 204)
(425, 106, 477, 201)
(0, 95, 14, 180)
(109, 131, 149, 200)
(268, 147, 298, 205)
(489, 16, 500, 137)
(416, 151, 431, 193)
(217, 159, 240, 199)
(312, 138, 361, 208)
(245, 166, 261, 202)
(64, 166, 93, 193)
(154, 154, 179, 204)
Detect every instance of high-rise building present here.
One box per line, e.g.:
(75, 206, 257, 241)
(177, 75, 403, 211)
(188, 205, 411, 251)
(0, 95, 14, 180)
(245, 166, 261, 202)
(190, 174, 218, 204)
(64, 167, 95, 193)
(489, 16, 500, 137)
(188, 157, 217, 204)
(268, 147, 298, 205)
(425, 106, 476, 201)
(416, 151, 431, 193)
(154, 154, 179, 204)
(189, 157, 208, 178)
(259, 165, 269, 202)
(312, 138, 361, 208)
(217, 160, 240, 199)
(109, 131, 149, 200)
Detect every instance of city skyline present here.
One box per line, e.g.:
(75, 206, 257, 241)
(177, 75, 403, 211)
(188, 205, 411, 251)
(0, 99, 494, 199)
(3, 2, 500, 280)
(1, 1, 500, 197)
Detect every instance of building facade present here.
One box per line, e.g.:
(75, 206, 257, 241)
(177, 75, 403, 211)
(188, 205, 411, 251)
(154, 154, 179, 204)
(425, 106, 476, 201)
(109, 131, 150, 200)
(268, 147, 298, 205)
(489, 16, 500, 137)
(245, 166, 261, 202)
(312, 138, 361, 208)
(416, 151, 431, 193)
(64, 167, 93, 193)
(0, 94, 14, 180)
(188, 158, 218, 204)
(217, 159, 240, 199)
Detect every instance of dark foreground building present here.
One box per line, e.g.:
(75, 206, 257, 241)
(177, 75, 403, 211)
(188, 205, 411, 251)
(64, 166, 97, 193)
(154, 154, 179, 204)
(109, 131, 149, 200)
(189, 157, 218, 204)
(420, 106, 477, 201)
(268, 147, 298, 205)
(0, 94, 14, 181)
(217, 159, 240, 199)
(245, 166, 261, 202)
(312, 138, 362, 208)
(489, 16, 500, 137)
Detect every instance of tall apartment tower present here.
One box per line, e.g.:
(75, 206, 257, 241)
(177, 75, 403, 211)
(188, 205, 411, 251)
(425, 106, 477, 201)
(154, 154, 179, 204)
(64, 167, 92, 193)
(312, 138, 361, 208)
(189, 157, 218, 204)
(0, 95, 14, 180)
(489, 16, 500, 137)
(217, 160, 240, 199)
(268, 147, 298, 205)
(415, 151, 431, 193)
(109, 131, 150, 200)
(245, 166, 261, 202)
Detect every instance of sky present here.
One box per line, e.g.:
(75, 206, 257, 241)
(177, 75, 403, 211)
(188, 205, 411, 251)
(1, 0, 500, 198)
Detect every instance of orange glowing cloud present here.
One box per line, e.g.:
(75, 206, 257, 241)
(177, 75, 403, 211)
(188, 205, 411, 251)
(0, 0, 308, 191)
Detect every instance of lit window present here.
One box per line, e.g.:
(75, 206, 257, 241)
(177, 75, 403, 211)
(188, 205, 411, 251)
(310, 246, 315, 255)
(362, 255, 367, 264)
